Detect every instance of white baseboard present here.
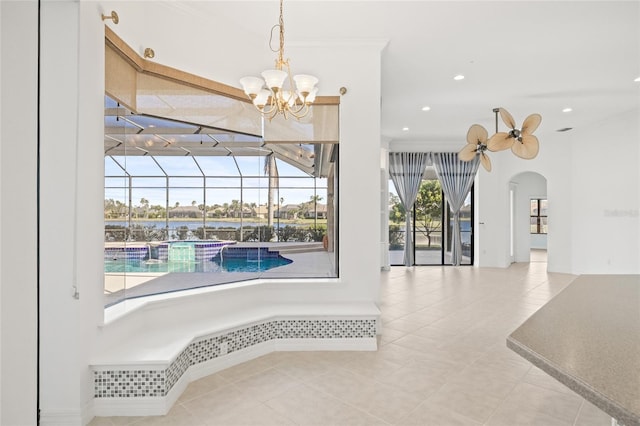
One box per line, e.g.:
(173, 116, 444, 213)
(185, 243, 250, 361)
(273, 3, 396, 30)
(92, 395, 171, 417)
(38, 408, 83, 426)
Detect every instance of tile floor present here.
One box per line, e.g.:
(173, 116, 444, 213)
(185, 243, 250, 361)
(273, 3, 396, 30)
(90, 255, 613, 425)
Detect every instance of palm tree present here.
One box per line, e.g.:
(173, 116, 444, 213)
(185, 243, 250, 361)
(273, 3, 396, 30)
(230, 200, 241, 218)
(264, 155, 279, 227)
(310, 195, 323, 229)
(140, 198, 150, 219)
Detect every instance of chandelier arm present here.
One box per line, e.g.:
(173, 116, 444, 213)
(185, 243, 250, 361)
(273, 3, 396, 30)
(288, 104, 311, 119)
(260, 100, 278, 117)
(288, 102, 308, 114)
(265, 106, 279, 121)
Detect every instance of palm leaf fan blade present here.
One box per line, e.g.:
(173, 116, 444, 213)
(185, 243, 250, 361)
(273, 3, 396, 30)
(521, 113, 542, 135)
(499, 108, 516, 129)
(458, 143, 478, 161)
(467, 124, 488, 144)
(480, 152, 492, 172)
(487, 132, 514, 151)
(512, 134, 539, 159)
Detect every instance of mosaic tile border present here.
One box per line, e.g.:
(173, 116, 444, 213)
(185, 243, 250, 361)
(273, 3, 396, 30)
(104, 246, 148, 261)
(105, 241, 232, 262)
(94, 318, 377, 398)
(94, 370, 165, 398)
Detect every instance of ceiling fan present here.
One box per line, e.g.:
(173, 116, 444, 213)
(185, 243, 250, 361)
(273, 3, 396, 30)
(458, 107, 542, 171)
(459, 123, 492, 171)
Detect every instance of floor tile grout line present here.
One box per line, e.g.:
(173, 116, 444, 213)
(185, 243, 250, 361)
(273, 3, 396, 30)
(572, 399, 587, 426)
(481, 365, 532, 425)
(283, 376, 393, 425)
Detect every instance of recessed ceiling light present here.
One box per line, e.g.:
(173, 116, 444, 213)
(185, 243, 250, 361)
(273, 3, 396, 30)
(453, 75, 465, 81)
(562, 107, 572, 113)
(421, 106, 431, 111)
(635, 76, 640, 82)
(402, 127, 409, 131)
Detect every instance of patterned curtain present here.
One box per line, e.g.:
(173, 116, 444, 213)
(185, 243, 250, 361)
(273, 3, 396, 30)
(389, 152, 430, 266)
(433, 153, 479, 266)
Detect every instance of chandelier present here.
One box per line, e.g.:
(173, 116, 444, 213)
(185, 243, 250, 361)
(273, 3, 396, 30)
(239, 0, 319, 120)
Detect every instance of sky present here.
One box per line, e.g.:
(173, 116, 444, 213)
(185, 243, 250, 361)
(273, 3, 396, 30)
(105, 155, 327, 207)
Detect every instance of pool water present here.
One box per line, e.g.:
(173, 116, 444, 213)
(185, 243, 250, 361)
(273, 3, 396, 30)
(104, 255, 292, 273)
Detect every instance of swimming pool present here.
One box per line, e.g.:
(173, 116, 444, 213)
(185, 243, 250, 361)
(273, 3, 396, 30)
(104, 243, 293, 273)
(104, 256, 292, 273)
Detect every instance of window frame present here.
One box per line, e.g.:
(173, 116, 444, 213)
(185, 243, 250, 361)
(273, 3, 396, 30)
(530, 198, 547, 234)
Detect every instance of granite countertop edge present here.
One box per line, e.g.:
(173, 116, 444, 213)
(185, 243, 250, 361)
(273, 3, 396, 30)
(507, 336, 640, 426)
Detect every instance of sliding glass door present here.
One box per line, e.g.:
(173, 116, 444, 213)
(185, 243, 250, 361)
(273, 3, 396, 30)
(389, 175, 473, 266)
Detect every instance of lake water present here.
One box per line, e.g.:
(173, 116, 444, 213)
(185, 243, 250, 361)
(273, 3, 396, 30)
(105, 220, 298, 229)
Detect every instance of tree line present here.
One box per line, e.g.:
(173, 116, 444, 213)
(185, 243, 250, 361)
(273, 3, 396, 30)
(104, 195, 324, 220)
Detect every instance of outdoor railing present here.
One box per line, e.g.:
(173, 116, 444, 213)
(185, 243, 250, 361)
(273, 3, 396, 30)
(105, 224, 326, 244)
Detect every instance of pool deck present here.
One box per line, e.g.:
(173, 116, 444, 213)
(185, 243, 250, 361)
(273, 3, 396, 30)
(104, 242, 334, 306)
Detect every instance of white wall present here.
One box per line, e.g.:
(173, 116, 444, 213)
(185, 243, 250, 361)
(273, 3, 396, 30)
(39, 3, 83, 420)
(510, 172, 547, 262)
(1, 4, 3, 421)
(31, 2, 386, 422)
(474, 108, 639, 274)
(570, 109, 640, 273)
(38, 2, 106, 423)
(380, 140, 390, 271)
(530, 234, 547, 250)
(0, 1, 39, 424)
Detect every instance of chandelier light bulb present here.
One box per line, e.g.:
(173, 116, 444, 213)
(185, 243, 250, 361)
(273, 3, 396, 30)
(293, 74, 319, 97)
(302, 87, 318, 104)
(261, 69, 288, 91)
(239, 76, 264, 98)
(253, 89, 271, 109)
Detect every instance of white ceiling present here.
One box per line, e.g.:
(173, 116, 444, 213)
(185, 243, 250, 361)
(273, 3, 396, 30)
(105, 1, 640, 146)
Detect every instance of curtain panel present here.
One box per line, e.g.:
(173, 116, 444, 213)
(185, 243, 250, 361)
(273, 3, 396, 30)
(389, 152, 430, 266)
(433, 153, 479, 266)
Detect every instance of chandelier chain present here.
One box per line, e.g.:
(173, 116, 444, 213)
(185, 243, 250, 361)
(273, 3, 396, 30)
(279, 0, 285, 67)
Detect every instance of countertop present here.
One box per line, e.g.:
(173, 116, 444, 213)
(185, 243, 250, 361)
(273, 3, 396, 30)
(507, 274, 640, 426)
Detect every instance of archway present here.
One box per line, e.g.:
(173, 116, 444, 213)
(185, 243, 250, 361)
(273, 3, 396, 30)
(509, 172, 548, 264)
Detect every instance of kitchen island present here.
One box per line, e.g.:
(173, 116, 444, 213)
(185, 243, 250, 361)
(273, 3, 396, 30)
(507, 274, 640, 426)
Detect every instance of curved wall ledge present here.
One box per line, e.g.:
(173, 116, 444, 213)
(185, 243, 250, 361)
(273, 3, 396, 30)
(92, 311, 378, 416)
